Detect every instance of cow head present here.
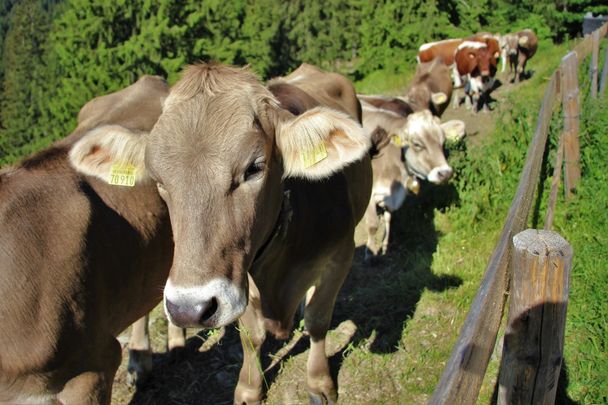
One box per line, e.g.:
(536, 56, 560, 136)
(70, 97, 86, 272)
(139, 63, 369, 328)
(504, 34, 519, 57)
(397, 110, 453, 184)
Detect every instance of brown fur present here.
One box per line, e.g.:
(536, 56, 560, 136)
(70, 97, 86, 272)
(145, 63, 372, 404)
(0, 76, 171, 404)
(417, 38, 463, 65)
(407, 59, 453, 117)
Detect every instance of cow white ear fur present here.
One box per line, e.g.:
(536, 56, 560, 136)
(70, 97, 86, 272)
(431, 92, 448, 106)
(69, 125, 148, 184)
(441, 120, 466, 142)
(276, 107, 370, 180)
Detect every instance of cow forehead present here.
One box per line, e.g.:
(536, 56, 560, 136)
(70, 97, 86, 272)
(405, 112, 444, 144)
(146, 95, 269, 183)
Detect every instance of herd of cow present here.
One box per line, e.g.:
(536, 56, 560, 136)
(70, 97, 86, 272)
(0, 28, 537, 405)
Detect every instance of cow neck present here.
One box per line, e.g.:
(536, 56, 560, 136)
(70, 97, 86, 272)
(252, 189, 292, 265)
(402, 149, 421, 195)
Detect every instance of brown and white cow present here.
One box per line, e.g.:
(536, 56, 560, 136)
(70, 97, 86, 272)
(104, 63, 371, 404)
(417, 38, 463, 66)
(417, 38, 464, 95)
(454, 40, 496, 111)
(0, 75, 179, 404)
(504, 29, 538, 83)
(359, 104, 462, 257)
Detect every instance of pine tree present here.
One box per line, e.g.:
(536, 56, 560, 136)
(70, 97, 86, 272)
(0, 0, 52, 162)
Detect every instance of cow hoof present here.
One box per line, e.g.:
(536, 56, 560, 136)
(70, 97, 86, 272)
(308, 392, 337, 405)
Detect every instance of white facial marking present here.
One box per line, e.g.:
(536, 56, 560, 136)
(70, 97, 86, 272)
(427, 164, 453, 184)
(164, 277, 247, 327)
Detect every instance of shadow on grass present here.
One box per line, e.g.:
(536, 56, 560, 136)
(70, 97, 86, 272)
(331, 182, 463, 355)
(127, 183, 462, 404)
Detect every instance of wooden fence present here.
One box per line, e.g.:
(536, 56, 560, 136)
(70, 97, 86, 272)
(429, 22, 607, 405)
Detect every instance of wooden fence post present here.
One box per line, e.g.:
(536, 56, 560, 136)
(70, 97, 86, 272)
(497, 229, 572, 405)
(600, 45, 608, 97)
(544, 133, 564, 231)
(561, 53, 581, 198)
(590, 29, 600, 98)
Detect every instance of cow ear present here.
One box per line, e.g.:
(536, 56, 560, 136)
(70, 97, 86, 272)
(431, 92, 448, 106)
(275, 107, 370, 179)
(441, 119, 466, 142)
(69, 125, 148, 185)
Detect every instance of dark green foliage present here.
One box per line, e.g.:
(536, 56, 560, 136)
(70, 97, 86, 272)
(0, 0, 52, 162)
(0, 0, 604, 164)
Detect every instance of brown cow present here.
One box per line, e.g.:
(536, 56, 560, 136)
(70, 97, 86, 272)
(0, 75, 177, 404)
(360, 104, 463, 257)
(504, 29, 538, 83)
(96, 63, 372, 404)
(357, 59, 452, 120)
(406, 58, 453, 117)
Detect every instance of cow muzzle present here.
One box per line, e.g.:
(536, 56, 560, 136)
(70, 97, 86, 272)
(164, 278, 248, 328)
(427, 164, 453, 184)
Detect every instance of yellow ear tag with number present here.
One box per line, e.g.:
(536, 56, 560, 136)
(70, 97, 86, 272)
(301, 142, 328, 168)
(108, 164, 137, 187)
(391, 134, 404, 147)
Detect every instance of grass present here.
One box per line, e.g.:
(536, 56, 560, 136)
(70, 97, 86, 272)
(552, 97, 608, 404)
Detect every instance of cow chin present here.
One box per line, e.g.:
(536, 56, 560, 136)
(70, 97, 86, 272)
(163, 277, 248, 329)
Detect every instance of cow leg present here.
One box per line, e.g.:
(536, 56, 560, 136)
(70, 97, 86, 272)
(304, 245, 353, 404)
(380, 210, 391, 255)
(452, 88, 460, 108)
(57, 338, 121, 405)
(234, 274, 266, 405)
(167, 322, 186, 350)
(364, 199, 380, 260)
(126, 315, 153, 387)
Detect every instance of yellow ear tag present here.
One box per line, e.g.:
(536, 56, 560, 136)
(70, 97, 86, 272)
(108, 163, 137, 187)
(391, 134, 403, 147)
(301, 142, 328, 168)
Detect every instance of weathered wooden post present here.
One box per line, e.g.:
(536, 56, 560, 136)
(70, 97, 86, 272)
(544, 134, 564, 231)
(600, 45, 608, 97)
(497, 229, 572, 405)
(590, 29, 600, 98)
(561, 53, 581, 199)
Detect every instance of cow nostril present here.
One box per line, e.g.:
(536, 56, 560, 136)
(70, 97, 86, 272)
(200, 297, 218, 323)
(165, 297, 219, 327)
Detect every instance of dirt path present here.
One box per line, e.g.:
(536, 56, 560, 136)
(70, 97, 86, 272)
(111, 72, 517, 405)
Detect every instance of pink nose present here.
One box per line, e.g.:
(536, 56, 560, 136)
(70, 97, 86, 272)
(437, 167, 453, 182)
(165, 297, 218, 327)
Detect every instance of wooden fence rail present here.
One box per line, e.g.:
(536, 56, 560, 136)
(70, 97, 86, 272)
(430, 22, 606, 404)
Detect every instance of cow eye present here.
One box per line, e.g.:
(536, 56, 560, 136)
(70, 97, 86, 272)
(412, 141, 424, 151)
(244, 158, 265, 181)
